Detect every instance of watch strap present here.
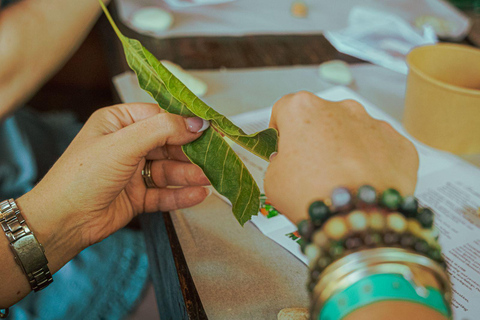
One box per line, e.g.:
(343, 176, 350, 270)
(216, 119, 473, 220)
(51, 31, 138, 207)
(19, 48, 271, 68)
(1, 199, 53, 292)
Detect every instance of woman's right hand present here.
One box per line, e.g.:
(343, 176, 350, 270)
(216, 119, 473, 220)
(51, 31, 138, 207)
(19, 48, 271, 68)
(264, 91, 419, 223)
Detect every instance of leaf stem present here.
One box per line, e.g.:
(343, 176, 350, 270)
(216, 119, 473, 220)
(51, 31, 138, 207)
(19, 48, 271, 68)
(98, 0, 124, 41)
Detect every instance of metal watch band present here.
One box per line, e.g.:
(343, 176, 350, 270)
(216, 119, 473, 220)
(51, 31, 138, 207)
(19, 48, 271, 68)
(0, 199, 53, 292)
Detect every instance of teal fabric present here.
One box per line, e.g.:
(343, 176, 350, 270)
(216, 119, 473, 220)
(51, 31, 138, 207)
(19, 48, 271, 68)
(1, 1, 150, 317)
(0, 109, 150, 320)
(10, 229, 149, 320)
(319, 273, 451, 320)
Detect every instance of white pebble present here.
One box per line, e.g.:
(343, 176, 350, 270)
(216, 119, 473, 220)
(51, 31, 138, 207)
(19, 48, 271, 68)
(318, 60, 354, 86)
(130, 7, 174, 34)
(161, 60, 208, 97)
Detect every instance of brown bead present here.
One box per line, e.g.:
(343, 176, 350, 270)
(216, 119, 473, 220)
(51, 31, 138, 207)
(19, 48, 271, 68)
(345, 236, 363, 250)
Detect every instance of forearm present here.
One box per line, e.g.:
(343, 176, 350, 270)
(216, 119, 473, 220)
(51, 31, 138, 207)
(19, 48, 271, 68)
(0, 0, 110, 117)
(0, 191, 82, 308)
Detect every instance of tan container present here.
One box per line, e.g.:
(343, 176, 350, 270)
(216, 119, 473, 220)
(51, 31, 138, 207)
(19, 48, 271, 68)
(404, 44, 480, 154)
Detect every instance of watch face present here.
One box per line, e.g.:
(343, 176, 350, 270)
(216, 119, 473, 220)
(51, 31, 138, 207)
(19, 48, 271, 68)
(12, 234, 48, 274)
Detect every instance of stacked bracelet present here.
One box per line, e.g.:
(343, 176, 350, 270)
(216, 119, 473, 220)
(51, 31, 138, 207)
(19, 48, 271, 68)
(293, 186, 446, 291)
(261, 185, 451, 319)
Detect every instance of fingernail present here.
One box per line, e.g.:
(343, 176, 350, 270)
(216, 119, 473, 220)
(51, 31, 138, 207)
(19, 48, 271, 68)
(269, 152, 278, 162)
(186, 117, 210, 133)
(204, 187, 213, 197)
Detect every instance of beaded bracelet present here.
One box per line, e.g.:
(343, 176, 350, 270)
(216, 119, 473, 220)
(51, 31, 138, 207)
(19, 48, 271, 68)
(260, 186, 446, 290)
(297, 186, 445, 290)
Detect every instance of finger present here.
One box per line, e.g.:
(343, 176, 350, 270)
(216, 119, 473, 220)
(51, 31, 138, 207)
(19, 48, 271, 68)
(151, 160, 210, 187)
(87, 103, 164, 134)
(146, 145, 190, 162)
(112, 113, 209, 160)
(144, 186, 210, 212)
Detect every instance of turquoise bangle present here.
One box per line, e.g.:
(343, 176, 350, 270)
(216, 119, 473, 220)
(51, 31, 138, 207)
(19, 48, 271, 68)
(319, 273, 451, 320)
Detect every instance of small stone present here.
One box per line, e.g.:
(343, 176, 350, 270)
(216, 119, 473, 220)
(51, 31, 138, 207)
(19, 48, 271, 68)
(384, 232, 400, 245)
(381, 188, 402, 210)
(357, 185, 377, 204)
(415, 15, 455, 38)
(323, 216, 348, 240)
(331, 187, 353, 210)
(417, 208, 434, 229)
(131, 7, 174, 33)
(291, 1, 308, 18)
(364, 233, 382, 247)
(345, 236, 363, 250)
(161, 60, 208, 97)
(297, 220, 314, 241)
(309, 201, 331, 226)
(400, 196, 418, 217)
(277, 307, 309, 320)
(318, 60, 354, 86)
(346, 211, 368, 232)
(312, 230, 329, 248)
(387, 213, 407, 233)
(368, 210, 385, 231)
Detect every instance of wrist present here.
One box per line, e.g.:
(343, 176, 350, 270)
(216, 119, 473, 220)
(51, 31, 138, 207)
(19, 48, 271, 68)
(16, 190, 84, 274)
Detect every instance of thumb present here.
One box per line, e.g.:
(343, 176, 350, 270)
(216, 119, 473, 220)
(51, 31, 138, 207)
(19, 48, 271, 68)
(111, 113, 209, 160)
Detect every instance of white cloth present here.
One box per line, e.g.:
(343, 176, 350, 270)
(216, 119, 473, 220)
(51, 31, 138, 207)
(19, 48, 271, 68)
(114, 0, 469, 39)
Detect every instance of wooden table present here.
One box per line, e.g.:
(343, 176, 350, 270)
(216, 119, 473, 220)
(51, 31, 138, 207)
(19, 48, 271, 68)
(99, 3, 479, 319)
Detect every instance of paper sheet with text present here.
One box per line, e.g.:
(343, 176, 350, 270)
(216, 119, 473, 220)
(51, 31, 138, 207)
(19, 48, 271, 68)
(227, 86, 480, 319)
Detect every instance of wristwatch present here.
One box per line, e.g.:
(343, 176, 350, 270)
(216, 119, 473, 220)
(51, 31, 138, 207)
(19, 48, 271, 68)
(0, 199, 53, 292)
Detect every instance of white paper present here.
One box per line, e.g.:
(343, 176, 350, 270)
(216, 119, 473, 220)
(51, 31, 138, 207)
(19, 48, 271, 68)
(416, 165, 480, 319)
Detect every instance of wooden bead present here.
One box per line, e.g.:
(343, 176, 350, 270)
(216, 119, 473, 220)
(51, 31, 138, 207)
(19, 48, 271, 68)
(312, 230, 329, 248)
(323, 216, 348, 240)
(368, 210, 385, 231)
(347, 211, 368, 232)
(387, 212, 407, 233)
(407, 219, 423, 237)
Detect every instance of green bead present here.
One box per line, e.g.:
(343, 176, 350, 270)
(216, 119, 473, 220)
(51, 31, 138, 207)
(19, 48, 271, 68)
(357, 185, 377, 204)
(297, 220, 314, 240)
(299, 238, 307, 253)
(309, 201, 331, 226)
(429, 248, 442, 261)
(381, 188, 402, 210)
(364, 233, 382, 246)
(400, 196, 418, 217)
(418, 208, 434, 228)
(414, 239, 430, 255)
(329, 244, 345, 258)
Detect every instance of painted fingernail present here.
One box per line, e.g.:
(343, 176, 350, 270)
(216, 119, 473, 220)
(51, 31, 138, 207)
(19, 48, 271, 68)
(186, 117, 210, 133)
(204, 187, 213, 197)
(269, 152, 278, 162)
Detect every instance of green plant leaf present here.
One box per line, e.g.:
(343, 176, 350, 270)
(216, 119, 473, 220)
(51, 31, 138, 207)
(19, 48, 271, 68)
(99, 2, 278, 225)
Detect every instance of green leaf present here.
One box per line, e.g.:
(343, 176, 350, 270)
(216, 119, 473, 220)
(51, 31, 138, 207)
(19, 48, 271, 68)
(99, 2, 278, 225)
